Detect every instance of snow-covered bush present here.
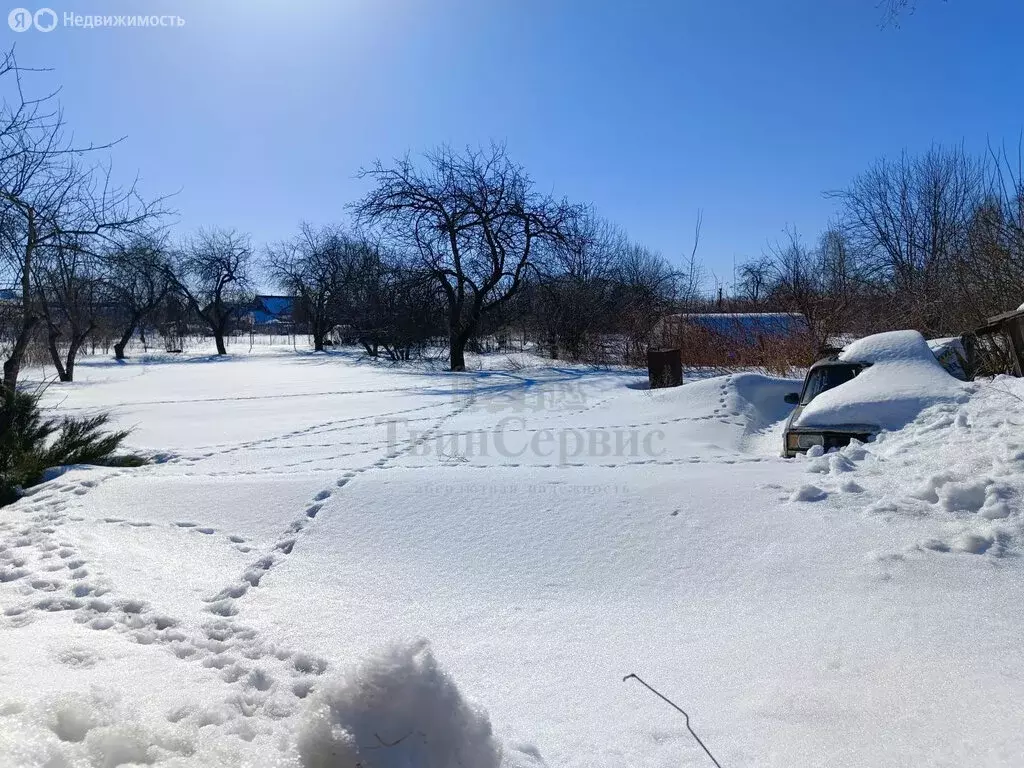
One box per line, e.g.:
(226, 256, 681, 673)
(295, 640, 502, 768)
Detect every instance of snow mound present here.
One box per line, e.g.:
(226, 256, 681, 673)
(296, 639, 505, 768)
(705, 372, 802, 456)
(790, 483, 827, 502)
(841, 330, 934, 364)
(795, 330, 968, 432)
(730, 372, 802, 432)
(793, 375, 1024, 559)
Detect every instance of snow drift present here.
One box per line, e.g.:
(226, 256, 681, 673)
(730, 372, 802, 432)
(296, 640, 504, 768)
(795, 330, 968, 431)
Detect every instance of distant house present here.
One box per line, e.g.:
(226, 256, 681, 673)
(0, 289, 21, 321)
(250, 295, 296, 326)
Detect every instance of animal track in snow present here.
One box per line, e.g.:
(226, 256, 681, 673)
(1, 484, 335, 727)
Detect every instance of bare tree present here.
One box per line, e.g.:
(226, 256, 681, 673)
(265, 223, 370, 352)
(952, 141, 1024, 320)
(528, 213, 623, 360)
(736, 256, 773, 307)
(0, 49, 166, 389)
(828, 145, 986, 335)
(34, 239, 107, 381)
(355, 144, 582, 371)
(760, 228, 846, 353)
(104, 235, 175, 360)
(878, 0, 946, 27)
(613, 242, 691, 363)
(173, 229, 253, 355)
(346, 252, 446, 360)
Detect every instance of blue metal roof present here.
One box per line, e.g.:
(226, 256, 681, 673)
(252, 295, 295, 325)
(675, 313, 805, 337)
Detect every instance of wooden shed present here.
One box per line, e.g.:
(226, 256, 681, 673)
(971, 307, 1024, 377)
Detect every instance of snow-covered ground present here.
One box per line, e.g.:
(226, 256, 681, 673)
(1, 345, 1022, 767)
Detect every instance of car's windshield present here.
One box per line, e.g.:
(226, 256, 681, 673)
(800, 364, 862, 405)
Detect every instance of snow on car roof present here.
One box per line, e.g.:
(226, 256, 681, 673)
(795, 330, 968, 432)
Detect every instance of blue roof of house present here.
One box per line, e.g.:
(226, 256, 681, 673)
(686, 313, 804, 334)
(665, 312, 806, 338)
(252, 295, 295, 325)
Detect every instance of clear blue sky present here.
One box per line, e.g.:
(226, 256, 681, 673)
(6, 0, 1024, 287)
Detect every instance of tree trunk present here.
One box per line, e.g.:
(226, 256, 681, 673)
(47, 328, 71, 382)
(63, 339, 81, 382)
(4, 214, 38, 392)
(312, 326, 325, 352)
(3, 316, 39, 392)
(449, 331, 467, 372)
(114, 317, 140, 360)
(214, 330, 227, 355)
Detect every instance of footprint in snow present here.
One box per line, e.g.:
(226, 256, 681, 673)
(205, 600, 239, 617)
(275, 539, 295, 555)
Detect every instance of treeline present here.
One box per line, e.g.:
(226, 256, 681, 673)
(731, 144, 1024, 354)
(0, 78, 703, 381)
(3, 46, 1023, 386)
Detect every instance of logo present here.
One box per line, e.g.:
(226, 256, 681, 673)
(8, 7, 56, 31)
(7, 7, 31, 30)
(33, 7, 55, 30)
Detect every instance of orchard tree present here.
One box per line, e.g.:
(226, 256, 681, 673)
(34, 238, 109, 382)
(355, 144, 582, 371)
(104, 235, 175, 360)
(827, 145, 985, 334)
(345, 250, 445, 360)
(0, 49, 165, 389)
(265, 223, 370, 352)
(173, 229, 252, 355)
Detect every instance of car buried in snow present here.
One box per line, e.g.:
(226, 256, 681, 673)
(781, 359, 876, 458)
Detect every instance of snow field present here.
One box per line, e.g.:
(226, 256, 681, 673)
(0, 346, 1020, 766)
